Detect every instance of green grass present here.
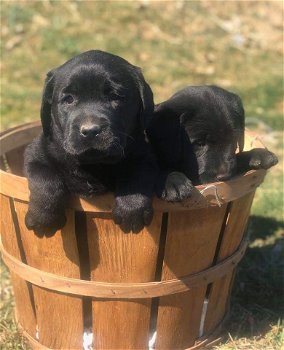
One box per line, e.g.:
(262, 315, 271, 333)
(1, 1, 283, 349)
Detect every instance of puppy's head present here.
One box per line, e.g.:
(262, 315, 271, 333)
(179, 86, 245, 184)
(40, 50, 153, 163)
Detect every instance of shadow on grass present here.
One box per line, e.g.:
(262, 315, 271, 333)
(224, 215, 284, 339)
(249, 215, 284, 241)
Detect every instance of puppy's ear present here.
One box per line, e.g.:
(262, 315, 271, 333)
(131, 66, 154, 130)
(233, 94, 245, 152)
(40, 70, 55, 138)
(238, 128, 245, 153)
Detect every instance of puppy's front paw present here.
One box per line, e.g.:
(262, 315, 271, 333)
(249, 148, 278, 170)
(25, 209, 66, 237)
(113, 194, 153, 233)
(159, 172, 194, 202)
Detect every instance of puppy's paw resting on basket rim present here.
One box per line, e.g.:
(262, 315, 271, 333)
(113, 194, 153, 233)
(25, 208, 66, 237)
(157, 171, 194, 202)
(237, 148, 278, 172)
(248, 148, 278, 169)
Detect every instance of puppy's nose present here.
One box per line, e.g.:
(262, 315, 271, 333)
(80, 124, 101, 137)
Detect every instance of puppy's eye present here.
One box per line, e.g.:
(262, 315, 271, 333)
(63, 95, 74, 104)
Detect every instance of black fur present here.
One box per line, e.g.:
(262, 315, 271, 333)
(147, 85, 278, 202)
(25, 50, 157, 235)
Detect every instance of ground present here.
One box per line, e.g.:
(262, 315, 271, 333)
(0, 1, 283, 349)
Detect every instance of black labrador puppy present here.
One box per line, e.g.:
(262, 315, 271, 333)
(24, 50, 157, 235)
(147, 85, 278, 201)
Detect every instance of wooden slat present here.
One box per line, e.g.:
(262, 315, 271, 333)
(0, 194, 36, 337)
(5, 145, 26, 176)
(14, 200, 83, 349)
(204, 191, 255, 334)
(87, 212, 162, 349)
(155, 205, 228, 349)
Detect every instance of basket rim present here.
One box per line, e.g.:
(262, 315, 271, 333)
(0, 121, 266, 212)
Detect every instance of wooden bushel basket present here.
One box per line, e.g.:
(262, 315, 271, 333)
(0, 122, 268, 350)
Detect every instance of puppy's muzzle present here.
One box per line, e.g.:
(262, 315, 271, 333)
(80, 124, 102, 137)
(216, 172, 233, 181)
(216, 158, 236, 181)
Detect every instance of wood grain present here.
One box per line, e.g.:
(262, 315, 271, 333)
(1, 235, 248, 299)
(87, 212, 162, 349)
(204, 192, 255, 334)
(155, 205, 228, 349)
(0, 194, 36, 337)
(13, 200, 84, 349)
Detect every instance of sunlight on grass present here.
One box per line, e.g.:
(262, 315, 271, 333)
(1, 1, 283, 349)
